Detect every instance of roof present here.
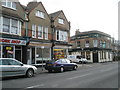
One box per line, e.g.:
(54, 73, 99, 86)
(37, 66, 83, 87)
(49, 10, 62, 20)
(76, 30, 111, 37)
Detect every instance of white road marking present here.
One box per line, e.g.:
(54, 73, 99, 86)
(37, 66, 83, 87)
(67, 73, 92, 80)
(26, 84, 44, 89)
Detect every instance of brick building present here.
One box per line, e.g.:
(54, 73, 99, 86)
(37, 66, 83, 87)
(69, 30, 113, 63)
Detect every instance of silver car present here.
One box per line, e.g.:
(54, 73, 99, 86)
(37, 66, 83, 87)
(0, 58, 37, 78)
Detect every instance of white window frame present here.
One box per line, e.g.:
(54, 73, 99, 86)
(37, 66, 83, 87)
(36, 10, 45, 19)
(2, 0, 16, 10)
(0, 17, 2, 33)
(44, 27, 48, 40)
(11, 19, 18, 35)
(93, 40, 98, 47)
(38, 25, 43, 39)
(58, 18, 64, 24)
(56, 30, 68, 42)
(32, 24, 36, 38)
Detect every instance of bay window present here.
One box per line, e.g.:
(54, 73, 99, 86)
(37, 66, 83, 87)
(38, 25, 43, 39)
(1, 17, 21, 35)
(56, 30, 68, 42)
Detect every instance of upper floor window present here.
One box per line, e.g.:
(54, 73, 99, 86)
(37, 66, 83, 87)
(93, 40, 98, 47)
(77, 41, 80, 48)
(38, 25, 43, 39)
(85, 40, 89, 47)
(36, 10, 45, 19)
(1, 17, 21, 35)
(2, 0, 16, 10)
(44, 27, 48, 40)
(58, 18, 64, 24)
(32, 24, 36, 38)
(56, 30, 68, 42)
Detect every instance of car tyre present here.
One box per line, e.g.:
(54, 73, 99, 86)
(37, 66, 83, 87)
(73, 65, 77, 70)
(26, 69, 34, 78)
(60, 67, 64, 72)
(48, 70, 52, 73)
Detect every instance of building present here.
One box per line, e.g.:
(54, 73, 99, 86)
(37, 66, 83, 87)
(69, 30, 112, 63)
(49, 10, 71, 60)
(0, 0, 27, 63)
(24, 1, 52, 64)
(0, 0, 70, 64)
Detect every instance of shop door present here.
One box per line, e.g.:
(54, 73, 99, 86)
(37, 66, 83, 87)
(15, 50, 21, 62)
(93, 52, 98, 63)
(27, 49, 31, 65)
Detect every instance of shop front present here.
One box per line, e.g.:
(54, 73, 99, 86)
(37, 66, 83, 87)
(28, 42, 52, 64)
(0, 38, 26, 62)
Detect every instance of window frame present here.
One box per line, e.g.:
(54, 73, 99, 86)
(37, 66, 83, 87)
(38, 25, 43, 39)
(58, 18, 64, 24)
(44, 27, 48, 40)
(32, 24, 36, 38)
(35, 10, 45, 19)
(2, 0, 17, 10)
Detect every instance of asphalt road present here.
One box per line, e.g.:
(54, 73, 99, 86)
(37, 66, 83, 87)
(2, 61, 118, 89)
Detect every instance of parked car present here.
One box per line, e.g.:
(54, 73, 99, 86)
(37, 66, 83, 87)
(79, 58, 88, 64)
(45, 58, 78, 72)
(0, 58, 37, 78)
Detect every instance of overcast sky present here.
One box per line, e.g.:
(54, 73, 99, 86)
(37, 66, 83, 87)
(20, 0, 119, 40)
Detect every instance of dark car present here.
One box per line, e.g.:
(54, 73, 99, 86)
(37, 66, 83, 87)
(45, 58, 78, 72)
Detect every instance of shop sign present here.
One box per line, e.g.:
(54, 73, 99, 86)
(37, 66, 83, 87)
(0, 38, 26, 45)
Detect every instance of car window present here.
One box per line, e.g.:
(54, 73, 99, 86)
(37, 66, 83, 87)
(8, 60, 21, 65)
(61, 59, 67, 63)
(2, 59, 10, 65)
(65, 59, 70, 63)
(55, 60, 62, 63)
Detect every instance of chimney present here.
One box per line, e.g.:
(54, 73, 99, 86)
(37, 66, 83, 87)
(75, 29, 80, 35)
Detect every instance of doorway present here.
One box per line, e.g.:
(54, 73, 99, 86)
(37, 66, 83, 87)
(93, 52, 98, 63)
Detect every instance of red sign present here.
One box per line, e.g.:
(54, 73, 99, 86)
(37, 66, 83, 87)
(0, 38, 26, 45)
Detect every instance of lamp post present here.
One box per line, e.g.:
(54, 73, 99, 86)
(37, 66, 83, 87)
(81, 48, 84, 66)
(41, 46, 44, 71)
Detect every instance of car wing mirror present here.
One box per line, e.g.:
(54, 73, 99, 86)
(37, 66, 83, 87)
(21, 64, 24, 66)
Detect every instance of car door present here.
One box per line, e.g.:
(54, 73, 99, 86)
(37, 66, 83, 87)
(65, 59, 74, 69)
(8, 59, 26, 76)
(61, 59, 69, 70)
(1, 59, 13, 77)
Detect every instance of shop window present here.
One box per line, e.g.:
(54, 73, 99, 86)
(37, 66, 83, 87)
(3, 46, 14, 58)
(86, 51, 90, 60)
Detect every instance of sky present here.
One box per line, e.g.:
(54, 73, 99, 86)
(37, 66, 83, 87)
(19, 0, 119, 40)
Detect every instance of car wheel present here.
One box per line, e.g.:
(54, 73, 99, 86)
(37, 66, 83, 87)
(48, 70, 52, 73)
(73, 65, 77, 70)
(26, 69, 34, 78)
(60, 67, 64, 72)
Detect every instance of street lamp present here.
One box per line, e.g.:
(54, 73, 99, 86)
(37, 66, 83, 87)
(41, 46, 44, 71)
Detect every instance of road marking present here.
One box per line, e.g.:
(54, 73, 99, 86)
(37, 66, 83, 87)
(67, 73, 92, 80)
(26, 84, 44, 89)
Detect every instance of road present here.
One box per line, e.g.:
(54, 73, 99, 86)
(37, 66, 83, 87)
(2, 62, 118, 89)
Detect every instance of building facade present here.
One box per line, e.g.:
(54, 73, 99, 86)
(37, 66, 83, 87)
(49, 10, 70, 60)
(0, 0, 70, 64)
(69, 30, 113, 63)
(0, 0, 27, 63)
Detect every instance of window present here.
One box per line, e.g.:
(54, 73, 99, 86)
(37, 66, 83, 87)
(56, 30, 68, 42)
(38, 25, 43, 39)
(93, 40, 98, 47)
(3, 17, 10, 33)
(9, 60, 21, 65)
(44, 27, 48, 40)
(85, 40, 89, 47)
(11, 19, 18, 34)
(2, 17, 21, 35)
(77, 41, 80, 47)
(32, 24, 36, 38)
(2, 0, 16, 10)
(36, 10, 45, 19)
(58, 18, 64, 24)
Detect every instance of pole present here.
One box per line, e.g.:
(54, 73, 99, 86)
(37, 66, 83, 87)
(41, 46, 44, 71)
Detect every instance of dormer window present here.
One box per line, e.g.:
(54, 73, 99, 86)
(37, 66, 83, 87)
(36, 10, 45, 19)
(2, 0, 16, 10)
(58, 18, 64, 24)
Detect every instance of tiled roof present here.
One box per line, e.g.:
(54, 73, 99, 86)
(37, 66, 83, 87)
(49, 10, 62, 20)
